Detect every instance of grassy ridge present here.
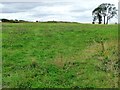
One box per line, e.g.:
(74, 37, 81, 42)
(2, 23, 118, 88)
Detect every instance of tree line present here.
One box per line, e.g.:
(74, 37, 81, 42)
(0, 19, 78, 23)
(0, 19, 29, 23)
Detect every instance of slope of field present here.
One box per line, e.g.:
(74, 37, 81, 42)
(2, 23, 118, 88)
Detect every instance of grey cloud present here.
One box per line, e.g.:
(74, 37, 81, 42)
(70, 8, 90, 13)
(31, 13, 57, 18)
(1, 2, 42, 13)
(40, 2, 71, 6)
(1, 2, 71, 13)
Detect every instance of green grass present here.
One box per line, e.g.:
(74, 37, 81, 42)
(2, 22, 118, 88)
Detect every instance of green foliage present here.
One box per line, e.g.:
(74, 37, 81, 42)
(92, 3, 117, 24)
(2, 23, 118, 88)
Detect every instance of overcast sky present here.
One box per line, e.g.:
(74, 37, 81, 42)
(0, 0, 118, 23)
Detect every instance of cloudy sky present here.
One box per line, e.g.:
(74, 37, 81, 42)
(0, 0, 118, 23)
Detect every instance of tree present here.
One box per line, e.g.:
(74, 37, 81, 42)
(92, 7, 102, 24)
(92, 3, 117, 24)
(0, 19, 9, 22)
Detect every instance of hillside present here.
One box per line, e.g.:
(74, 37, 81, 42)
(2, 23, 118, 88)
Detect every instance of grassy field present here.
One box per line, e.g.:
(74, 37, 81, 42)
(2, 22, 118, 88)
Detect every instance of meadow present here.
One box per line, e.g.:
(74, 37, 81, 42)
(2, 22, 118, 88)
